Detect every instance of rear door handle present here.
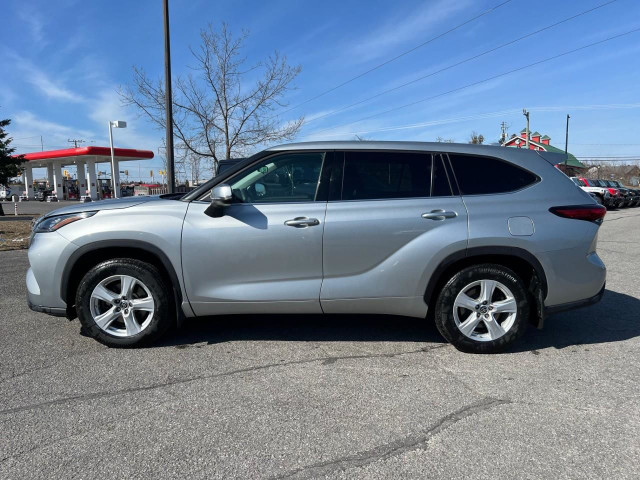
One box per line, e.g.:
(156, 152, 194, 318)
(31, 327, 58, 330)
(284, 217, 320, 228)
(421, 210, 458, 220)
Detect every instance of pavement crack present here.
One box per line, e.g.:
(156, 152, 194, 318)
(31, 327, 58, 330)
(267, 397, 510, 480)
(0, 344, 447, 416)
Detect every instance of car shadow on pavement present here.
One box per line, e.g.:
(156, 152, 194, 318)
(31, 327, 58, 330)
(155, 289, 639, 351)
(510, 289, 640, 352)
(156, 313, 445, 348)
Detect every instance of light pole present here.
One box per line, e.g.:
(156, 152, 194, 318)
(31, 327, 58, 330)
(163, 0, 175, 193)
(108, 120, 127, 199)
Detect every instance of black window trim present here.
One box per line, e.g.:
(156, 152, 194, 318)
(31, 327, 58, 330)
(445, 152, 541, 197)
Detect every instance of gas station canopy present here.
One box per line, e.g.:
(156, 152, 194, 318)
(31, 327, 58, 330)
(22, 146, 154, 166)
(19, 146, 154, 200)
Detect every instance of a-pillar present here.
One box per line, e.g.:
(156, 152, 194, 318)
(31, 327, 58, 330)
(111, 158, 120, 198)
(46, 164, 54, 189)
(86, 158, 98, 200)
(76, 161, 87, 198)
(23, 164, 34, 199)
(52, 162, 64, 199)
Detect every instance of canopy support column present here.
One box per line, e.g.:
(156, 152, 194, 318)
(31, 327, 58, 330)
(24, 164, 34, 199)
(52, 162, 64, 199)
(86, 158, 98, 200)
(76, 161, 87, 199)
(46, 164, 54, 189)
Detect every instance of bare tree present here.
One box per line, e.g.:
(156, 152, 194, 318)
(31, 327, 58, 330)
(469, 131, 485, 144)
(120, 23, 303, 174)
(435, 136, 454, 143)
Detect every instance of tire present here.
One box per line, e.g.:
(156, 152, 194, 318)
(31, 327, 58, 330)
(434, 264, 529, 354)
(76, 258, 173, 347)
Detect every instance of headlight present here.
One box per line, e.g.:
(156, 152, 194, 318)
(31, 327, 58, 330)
(34, 211, 97, 233)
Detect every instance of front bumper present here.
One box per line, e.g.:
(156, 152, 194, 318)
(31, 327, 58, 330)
(27, 298, 67, 317)
(26, 232, 78, 315)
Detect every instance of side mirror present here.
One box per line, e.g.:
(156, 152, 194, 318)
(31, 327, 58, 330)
(205, 183, 232, 217)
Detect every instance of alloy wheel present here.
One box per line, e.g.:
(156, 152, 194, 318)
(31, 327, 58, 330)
(452, 279, 517, 342)
(89, 275, 155, 337)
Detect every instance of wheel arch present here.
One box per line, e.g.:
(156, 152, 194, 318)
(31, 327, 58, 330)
(61, 240, 187, 321)
(424, 246, 548, 328)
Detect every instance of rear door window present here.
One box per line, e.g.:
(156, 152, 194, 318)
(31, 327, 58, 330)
(341, 151, 431, 200)
(448, 154, 538, 195)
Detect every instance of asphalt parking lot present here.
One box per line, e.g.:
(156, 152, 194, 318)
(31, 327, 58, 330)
(1, 208, 639, 479)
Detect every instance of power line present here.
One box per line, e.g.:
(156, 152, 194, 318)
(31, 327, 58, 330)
(308, 26, 640, 138)
(301, 0, 618, 126)
(301, 103, 640, 138)
(274, 0, 514, 117)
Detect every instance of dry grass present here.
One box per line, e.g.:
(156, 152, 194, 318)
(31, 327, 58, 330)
(0, 217, 37, 251)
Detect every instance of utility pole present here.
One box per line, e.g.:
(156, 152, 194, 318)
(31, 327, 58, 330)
(500, 121, 509, 145)
(68, 139, 84, 148)
(163, 0, 175, 193)
(565, 114, 570, 167)
(523, 109, 530, 149)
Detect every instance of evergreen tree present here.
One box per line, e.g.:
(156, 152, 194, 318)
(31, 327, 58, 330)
(0, 118, 25, 215)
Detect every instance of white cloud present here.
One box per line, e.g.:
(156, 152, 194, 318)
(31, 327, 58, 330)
(10, 110, 95, 152)
(17, 7, 46, 46)
(7, 52, 85, 103)
(345, 0, 472, 63)
(88, 89, 161, 153)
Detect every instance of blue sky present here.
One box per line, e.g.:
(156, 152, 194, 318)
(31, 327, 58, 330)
(2, 0, 640, 181)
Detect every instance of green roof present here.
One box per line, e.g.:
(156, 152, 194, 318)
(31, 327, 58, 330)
(541, 135, 551, 139)
(542, 144, 585, 168)
(531, 131, 541, 137)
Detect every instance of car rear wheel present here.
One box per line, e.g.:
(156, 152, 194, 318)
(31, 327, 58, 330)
(76, 258, 173, 347)
(434, 264, 529, 354)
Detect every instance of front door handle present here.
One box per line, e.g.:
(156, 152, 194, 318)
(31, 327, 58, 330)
(284, 217, 320, 228)
(422, 210, 458, 220)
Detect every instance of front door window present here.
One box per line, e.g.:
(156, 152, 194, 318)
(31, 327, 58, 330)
(229, 152, 325, 204)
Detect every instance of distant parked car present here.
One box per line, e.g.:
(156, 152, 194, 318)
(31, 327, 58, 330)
(601, 180, 633, 207)
(609, 180, 640, 207)
(35, 190, 53, 202)
(572, 177, 611, 207)
(584, 179, 624, 208)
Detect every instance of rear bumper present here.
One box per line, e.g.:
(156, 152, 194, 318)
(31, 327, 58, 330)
(544, 283, 605, 316)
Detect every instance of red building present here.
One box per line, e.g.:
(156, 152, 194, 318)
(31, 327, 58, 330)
(503, 128, 585, 174)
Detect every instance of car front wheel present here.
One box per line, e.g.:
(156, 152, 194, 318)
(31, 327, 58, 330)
(76, 258, 173, 347)
(434, 264, 529, 354)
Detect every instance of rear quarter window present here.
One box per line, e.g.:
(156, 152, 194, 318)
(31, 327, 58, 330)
(448, 154, 538, 195)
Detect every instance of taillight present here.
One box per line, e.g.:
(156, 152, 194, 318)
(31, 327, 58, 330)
(549, 205, 606, 224)
(608, 188, 618, 196)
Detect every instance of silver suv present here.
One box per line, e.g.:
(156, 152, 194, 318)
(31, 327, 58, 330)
(27, 142, 606, 353)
